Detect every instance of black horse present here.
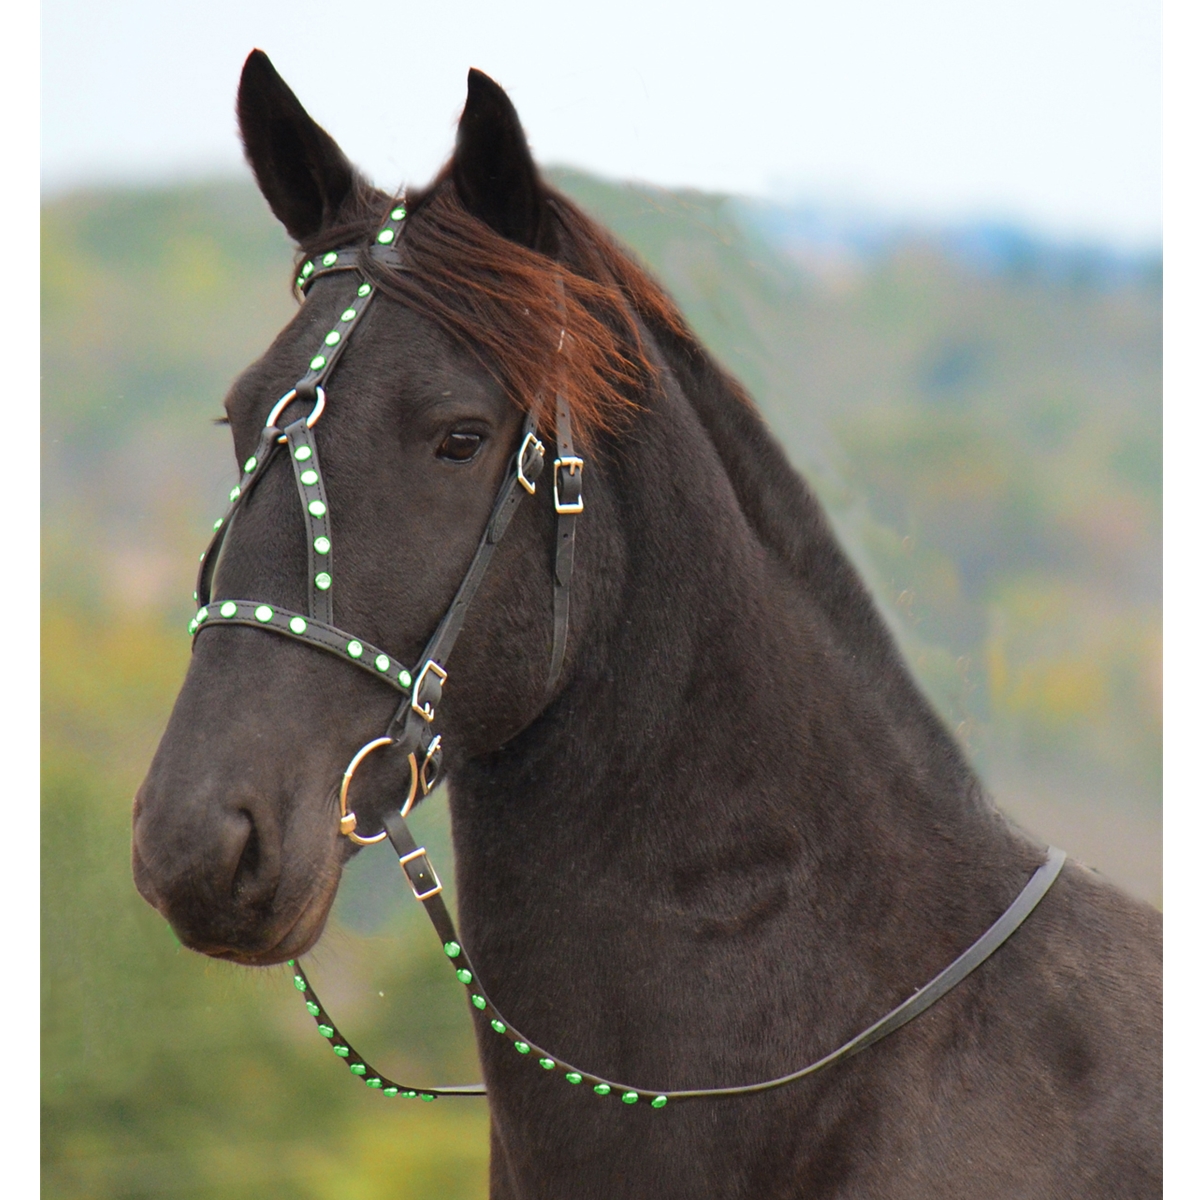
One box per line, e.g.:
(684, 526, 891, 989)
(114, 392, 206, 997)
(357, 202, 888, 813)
(133, 52, 1161, 1197)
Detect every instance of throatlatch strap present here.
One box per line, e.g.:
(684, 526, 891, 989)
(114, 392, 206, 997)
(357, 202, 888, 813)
(549, 388, 581, 690)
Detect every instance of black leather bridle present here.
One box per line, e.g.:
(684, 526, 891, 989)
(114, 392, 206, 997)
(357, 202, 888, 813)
(191, 199, 1064, 1108)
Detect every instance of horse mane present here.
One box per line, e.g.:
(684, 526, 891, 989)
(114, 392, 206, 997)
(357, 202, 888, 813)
(303, 179, 964, 757)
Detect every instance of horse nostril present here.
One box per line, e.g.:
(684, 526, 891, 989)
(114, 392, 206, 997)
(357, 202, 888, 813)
(231, 808, 263, 900)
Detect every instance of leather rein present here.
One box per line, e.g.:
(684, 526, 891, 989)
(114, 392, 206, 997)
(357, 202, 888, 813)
(190, 199, 1065, 1108)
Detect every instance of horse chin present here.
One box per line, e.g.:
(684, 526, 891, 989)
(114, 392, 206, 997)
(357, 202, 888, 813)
(169, 878, 340, 968)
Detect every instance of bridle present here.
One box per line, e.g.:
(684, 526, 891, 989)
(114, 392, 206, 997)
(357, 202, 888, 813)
(190, 198, 1065, 1108)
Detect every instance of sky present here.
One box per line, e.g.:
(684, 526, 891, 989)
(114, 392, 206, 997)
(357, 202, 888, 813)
(43, 0, 1162, 247)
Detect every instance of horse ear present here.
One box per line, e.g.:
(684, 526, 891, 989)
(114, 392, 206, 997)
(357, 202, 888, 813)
(236, 50, 358, 244)
(452, 69, 545, 248)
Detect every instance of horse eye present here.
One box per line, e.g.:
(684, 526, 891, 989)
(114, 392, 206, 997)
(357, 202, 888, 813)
(436, 431, 483, 462)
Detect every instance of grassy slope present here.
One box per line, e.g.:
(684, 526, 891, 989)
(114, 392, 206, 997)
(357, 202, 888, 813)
(42, 176, 1160, 1199)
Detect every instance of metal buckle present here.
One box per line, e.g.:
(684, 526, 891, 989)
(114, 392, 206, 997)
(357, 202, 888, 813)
(338, 736, 418, 845)
(553, 456, 584, 514)
(397, 847, 443, 901)
(267, 386, 326, 442)
(419, 734, 442, 796)
(411, 660, 448, 723)
(516, 432, 545, 495)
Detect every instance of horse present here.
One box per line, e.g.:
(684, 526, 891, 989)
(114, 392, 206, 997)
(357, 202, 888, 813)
(132, 51, 1162, 1198)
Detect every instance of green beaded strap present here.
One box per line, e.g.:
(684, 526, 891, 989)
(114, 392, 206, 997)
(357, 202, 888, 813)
(191, 600, 414, 692)
(287, 961, 485, 1100)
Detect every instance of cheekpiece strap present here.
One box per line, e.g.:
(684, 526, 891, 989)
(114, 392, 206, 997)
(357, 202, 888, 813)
(284, 418, 335, 625)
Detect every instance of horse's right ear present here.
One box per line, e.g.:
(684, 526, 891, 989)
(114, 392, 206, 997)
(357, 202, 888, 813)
(236, 50, 358, 244)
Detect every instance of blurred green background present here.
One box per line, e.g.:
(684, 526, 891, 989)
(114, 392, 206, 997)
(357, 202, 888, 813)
(42, 173, 1161, 1197)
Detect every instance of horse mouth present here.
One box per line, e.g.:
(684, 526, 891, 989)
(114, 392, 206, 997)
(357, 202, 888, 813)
(162, 878, 341, 968)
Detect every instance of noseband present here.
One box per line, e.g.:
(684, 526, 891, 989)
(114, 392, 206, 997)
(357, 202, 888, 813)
(190, 199, 1064, 1107)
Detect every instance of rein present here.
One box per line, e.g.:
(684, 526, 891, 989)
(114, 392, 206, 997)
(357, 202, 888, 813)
(190, 200, 1065, 1108)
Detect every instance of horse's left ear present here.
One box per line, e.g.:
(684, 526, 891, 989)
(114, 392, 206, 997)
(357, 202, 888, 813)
(453, 69, 546, 248)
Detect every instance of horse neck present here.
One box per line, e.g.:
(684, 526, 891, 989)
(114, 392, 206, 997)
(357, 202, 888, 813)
(447, 321, 1034, 1014)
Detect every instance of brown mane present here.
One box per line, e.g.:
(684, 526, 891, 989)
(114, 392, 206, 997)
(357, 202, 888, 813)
(301, 177, 693, 444)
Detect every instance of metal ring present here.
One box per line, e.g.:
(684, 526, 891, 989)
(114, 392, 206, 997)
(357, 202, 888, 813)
(338, 736, 418, 845)
(267, 386, 326, 441)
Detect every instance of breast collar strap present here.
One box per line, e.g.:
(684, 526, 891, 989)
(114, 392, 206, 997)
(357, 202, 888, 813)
(190, 197, 582, 839)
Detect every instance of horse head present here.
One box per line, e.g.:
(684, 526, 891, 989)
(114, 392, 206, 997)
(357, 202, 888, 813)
(132, 53, 643, 965)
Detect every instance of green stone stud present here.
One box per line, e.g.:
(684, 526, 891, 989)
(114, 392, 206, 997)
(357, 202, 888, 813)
(651, 1095, 668, 1108)
(229, 485, 241, 502)
(322, 252, 338, 267)
(317, 1025, 334, 1038)
(212, 517, 223, 531)
(456, 968, 473, 985)
(220, 602, 237, 618)
(383, 1087, 399, 1097)
(255, 605, 273, 623)
(539, 1058, 556, 1071)
(471, 994, 487, 1010)
(365, 1077, 382, 1088)
(375, 654, 390, 672)
(305, 1001, 319, 1016)
(341, 308, 357, 322)
(310, 355, 326, 371)
(300, 469, 318, 486)
(514, 1042, 530, 1055)
(565, 1072, 582, 1085)
(358, 282, 371, 297)
(349, 1063, 366, 1076)
(315, 572, 332, 591)
(196, 607, 208, 622)
(308, 500, 327, 517)
(296, 276, 305, 289)
(490, 1019, 506, 1034)
(293, 975, 306, 991)
(622, 1092, 639, 1105)
(377, 228, 395, 245)
(444, 941, 461, 958)
(301, 261, 314, 277)
(244, 455, 258, 473)
(294, 444, 312, 461)
(187, 619, 198, 635)
(593, 1084, 611, 1096)
(313, 536, 331, 554)
(391, 206, 406, 220)
(401, 1090, 418, 1099)
(324, 330, 340, 346)
(346, 640, 363, 658)
(420, 1094, 436, 1102)
(398, 669, 412, 689)
(289, 616, 307, 635)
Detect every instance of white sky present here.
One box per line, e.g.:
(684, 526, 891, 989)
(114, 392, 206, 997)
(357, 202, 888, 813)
(43, 0, 1162, 246)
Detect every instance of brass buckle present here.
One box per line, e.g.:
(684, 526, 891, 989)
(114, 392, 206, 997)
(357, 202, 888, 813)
(553, 456, 584, 514)
(339, 737, 418, 845)
(419, 734, 442, 796)
(411, 660, 448, 723)
(516, 431, 545, 495)
(398, 847, 443, 901)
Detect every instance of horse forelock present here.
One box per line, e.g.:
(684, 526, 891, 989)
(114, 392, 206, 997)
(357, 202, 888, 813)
(292, 174, 716, 447)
